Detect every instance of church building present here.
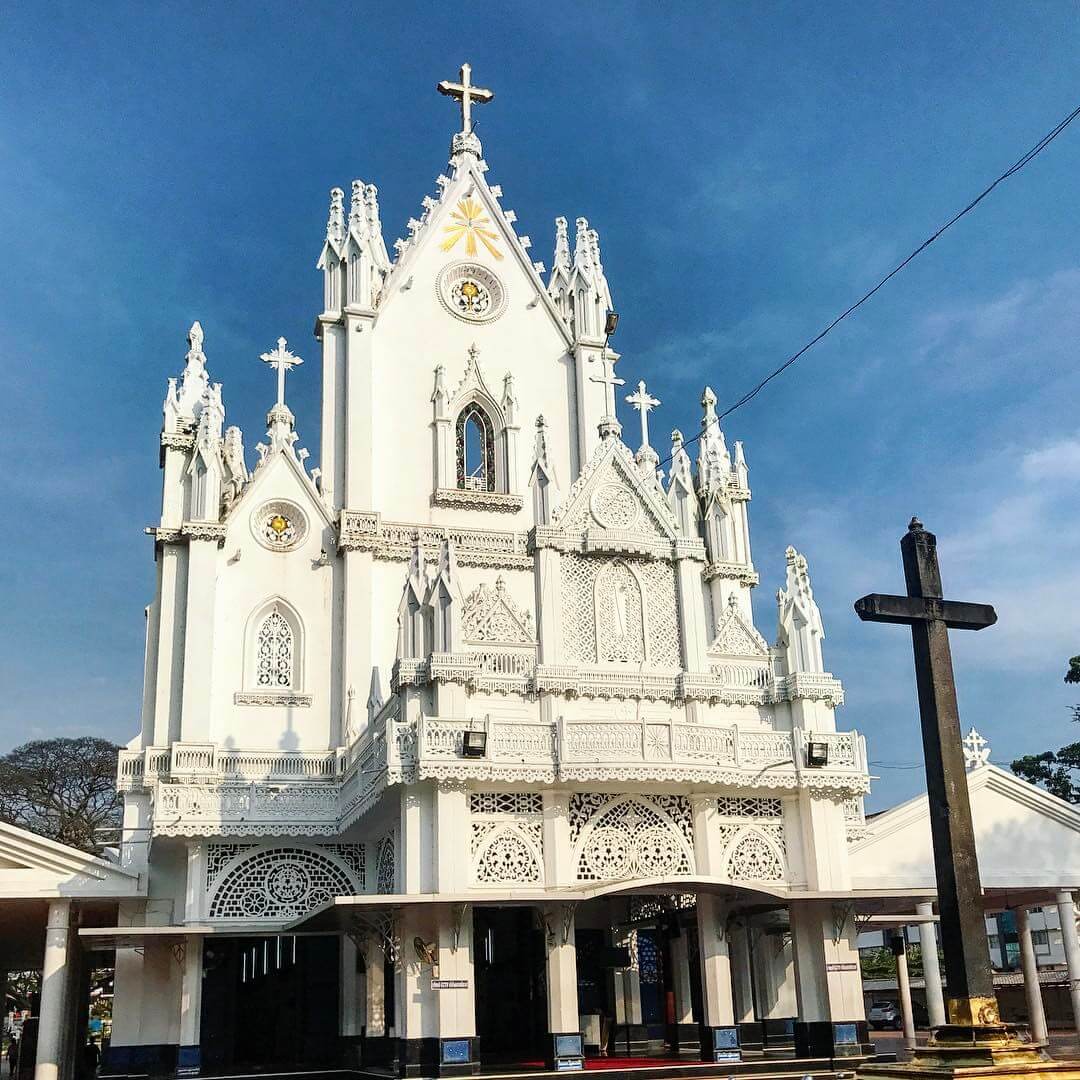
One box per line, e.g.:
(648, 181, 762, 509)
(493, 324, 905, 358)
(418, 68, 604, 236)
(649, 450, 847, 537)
(38, 63, 1070, 1079)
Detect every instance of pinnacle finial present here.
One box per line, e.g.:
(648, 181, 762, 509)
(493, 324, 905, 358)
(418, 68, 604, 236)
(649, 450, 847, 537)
(553, 216, 571, 273)
(327, 188, 345, 246)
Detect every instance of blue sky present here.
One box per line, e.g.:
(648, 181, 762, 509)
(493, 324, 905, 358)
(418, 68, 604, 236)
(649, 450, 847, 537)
(3, 2, 1080, 809)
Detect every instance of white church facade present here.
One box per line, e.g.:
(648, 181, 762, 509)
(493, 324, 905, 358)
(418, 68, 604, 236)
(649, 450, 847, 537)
(6, 64, 1065, 1080)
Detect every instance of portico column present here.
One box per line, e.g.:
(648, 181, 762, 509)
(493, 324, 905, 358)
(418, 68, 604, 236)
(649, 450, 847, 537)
(1015, 907, 1048, 1043)
(697, 895, 735, 1028)
(916, 901, 946, 1028)
(891, 932, 916, 1051)
(613, 928, 642, 1025)
(788, 900, 865, 1056)
(728, 918, 755, 1024)
(35, 900, 71, 1080)
(1056, 890, 1080, 1039)
(178, 939, 203, 1076)
(543, 904, 581, 1042)
(365, 944, 387, 1037)
(670, 933, 694, 1025)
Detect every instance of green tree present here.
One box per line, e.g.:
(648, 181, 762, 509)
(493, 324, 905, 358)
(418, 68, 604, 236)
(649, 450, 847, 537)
(0, 737, 122, 852)
(1010, 657, 1080, 803)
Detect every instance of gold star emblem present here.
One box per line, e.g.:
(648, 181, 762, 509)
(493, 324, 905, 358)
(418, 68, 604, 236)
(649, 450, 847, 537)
(440, 197, 503, 260)
(460, 280, 480, 299)
(269, 514, 289, 535)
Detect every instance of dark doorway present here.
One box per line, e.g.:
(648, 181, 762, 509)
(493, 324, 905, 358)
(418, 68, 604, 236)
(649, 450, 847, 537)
(473, 908, 547, 1064)
(201, 935, 340, 1072)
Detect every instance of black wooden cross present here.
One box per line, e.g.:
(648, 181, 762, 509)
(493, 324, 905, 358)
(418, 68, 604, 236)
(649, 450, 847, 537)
(855, 517, 1000, 1029)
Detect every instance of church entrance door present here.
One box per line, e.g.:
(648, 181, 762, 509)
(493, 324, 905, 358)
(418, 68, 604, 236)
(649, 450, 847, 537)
(200, 935, 340, 1071)
(473, 907, 547, 1065)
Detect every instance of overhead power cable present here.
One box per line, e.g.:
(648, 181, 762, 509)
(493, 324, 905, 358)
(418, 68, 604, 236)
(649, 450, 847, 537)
(658, 101, 1080, 469)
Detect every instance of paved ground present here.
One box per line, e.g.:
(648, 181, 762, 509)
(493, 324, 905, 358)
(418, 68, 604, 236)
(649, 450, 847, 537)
(870, 1028, 1080, 1061)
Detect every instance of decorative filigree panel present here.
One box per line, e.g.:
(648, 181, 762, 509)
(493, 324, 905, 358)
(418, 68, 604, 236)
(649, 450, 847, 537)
(714, 798, 787, 883)
(257, 612, 294, 688)
(471, 822, 543, 885)
(376, 835, 396, 894)
(205, 843, 254, 890)
(469, 792, 543, 815)
(570, 793, 694, 882)
(716, 796, 782, 819)
(462, 576, 535, 643)
(596, 561, 645, 663)
(561, 555, 680, 667)
(207, 846, 359, 920)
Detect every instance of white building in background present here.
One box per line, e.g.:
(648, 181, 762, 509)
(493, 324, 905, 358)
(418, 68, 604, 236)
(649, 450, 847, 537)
(7, 63, 1080, 1080)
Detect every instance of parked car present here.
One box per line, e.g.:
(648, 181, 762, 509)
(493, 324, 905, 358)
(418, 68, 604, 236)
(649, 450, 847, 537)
(867, 999, 929, 1029)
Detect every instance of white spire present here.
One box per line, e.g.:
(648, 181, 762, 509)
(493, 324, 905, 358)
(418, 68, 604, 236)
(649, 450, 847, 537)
(776, 546, 826, 674)
(326, 187, 345, 248)
(348, 180, 367, 239)
(553, 216, 571, 274)
(697, 386, 730, 494)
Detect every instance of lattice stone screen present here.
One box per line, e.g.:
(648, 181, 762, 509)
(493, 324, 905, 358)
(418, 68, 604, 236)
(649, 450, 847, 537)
(469, 790, 544, 886)
(207, 846, 359, 920)
(570, 793, 694, 882)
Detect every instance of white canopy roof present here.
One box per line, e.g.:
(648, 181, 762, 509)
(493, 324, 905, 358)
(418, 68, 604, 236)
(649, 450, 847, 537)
(849, 764, 1080, 904)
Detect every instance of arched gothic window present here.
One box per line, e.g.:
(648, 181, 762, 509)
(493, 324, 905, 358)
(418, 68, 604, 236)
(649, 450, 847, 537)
(456, 403, 496, 492)
(256, 611, 294, 689)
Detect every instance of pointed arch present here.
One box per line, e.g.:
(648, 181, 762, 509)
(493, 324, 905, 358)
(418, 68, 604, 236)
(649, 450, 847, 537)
(244, 597, 304, 694)
(724, 827, 786, 883)
(456, 400, 496, 492)
(472, 824, 543, 886)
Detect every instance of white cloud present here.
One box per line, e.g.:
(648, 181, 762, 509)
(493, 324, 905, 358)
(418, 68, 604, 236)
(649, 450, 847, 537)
(1021, 435, 1080, 482)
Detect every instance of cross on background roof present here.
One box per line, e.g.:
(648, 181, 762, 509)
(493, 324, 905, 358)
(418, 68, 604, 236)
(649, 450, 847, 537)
(962, 726, 991, 770)
(437, 63, 493, 136)
(259, 337, 303, 408)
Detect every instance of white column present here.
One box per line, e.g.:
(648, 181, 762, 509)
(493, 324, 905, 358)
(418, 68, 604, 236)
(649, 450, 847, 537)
(340, 937, 361, 1038)
(436, 908, 476, 1040)
(544, 905, 580, 1034)
(916, 902, 946, 1028)
(613, 929, 642, 1025)
(365, 945, 386, 1036)
(729, 918, 755, 1023)
(1016, 907, 1048, 1043)
(893, 935, 916, 1051)
(1057, 890, 1080, 1040)
(788, 901, 865, 1024)
(670, 935, 694, 1025)
(35, 900, 71, 1080)
(697, 895, 735, 1027)
(178, 938, 203, 1074)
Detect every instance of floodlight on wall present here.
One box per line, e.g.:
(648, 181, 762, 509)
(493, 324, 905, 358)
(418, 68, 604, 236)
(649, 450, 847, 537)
(604, 310, 620, 337)
(805, 739, 829, 768)
(462, 729, 487, 758)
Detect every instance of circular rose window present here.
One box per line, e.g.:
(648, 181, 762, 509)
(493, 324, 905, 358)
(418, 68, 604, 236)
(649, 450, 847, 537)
(437, 262, 507, 324)
(252, 500, 309, 552)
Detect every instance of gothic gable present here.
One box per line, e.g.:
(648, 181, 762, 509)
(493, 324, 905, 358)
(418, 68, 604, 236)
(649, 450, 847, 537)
(709, 596, 769, 659)
(377, 163, 572, 348)
(549, 436, 679, 543)
(462, 575, 535, 644)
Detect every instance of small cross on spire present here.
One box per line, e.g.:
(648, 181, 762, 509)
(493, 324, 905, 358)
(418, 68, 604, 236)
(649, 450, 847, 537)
(437, 62, 494, 136)
(259, 337, 303, 408)
(626, 379, 661, 451)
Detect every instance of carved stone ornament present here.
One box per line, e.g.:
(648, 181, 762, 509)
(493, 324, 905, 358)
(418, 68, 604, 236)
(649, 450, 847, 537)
(437, 262, 507, 324)
(252, 499, 309, 552)
(462, 576, 535, 643)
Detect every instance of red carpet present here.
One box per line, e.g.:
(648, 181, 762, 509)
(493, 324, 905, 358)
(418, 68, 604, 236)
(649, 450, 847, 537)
(517, 1059, 696, 1071)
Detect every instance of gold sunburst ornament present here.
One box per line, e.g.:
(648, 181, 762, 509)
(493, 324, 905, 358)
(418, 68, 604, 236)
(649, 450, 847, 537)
(440, 197, 503, 260)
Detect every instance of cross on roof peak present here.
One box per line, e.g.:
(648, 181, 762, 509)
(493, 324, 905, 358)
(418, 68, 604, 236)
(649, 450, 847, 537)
(962, 726, 991, 770)
(437, 62, 494, 137)
(259, 336, 303, 408)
